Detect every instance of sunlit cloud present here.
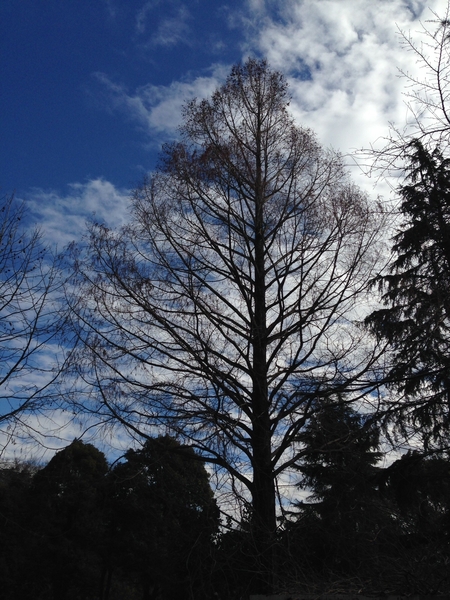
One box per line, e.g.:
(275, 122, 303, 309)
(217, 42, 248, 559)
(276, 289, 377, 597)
(232, 0, 443, 195)
(244, 0, 438, 153)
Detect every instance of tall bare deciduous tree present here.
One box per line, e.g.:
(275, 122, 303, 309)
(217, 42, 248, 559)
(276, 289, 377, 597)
(0, 194, 66, 431)
(69, 59, 385, 591)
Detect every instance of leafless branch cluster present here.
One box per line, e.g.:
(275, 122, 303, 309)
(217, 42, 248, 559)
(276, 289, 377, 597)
(0, 194, 68, 429)
(361, 2, 450, 174)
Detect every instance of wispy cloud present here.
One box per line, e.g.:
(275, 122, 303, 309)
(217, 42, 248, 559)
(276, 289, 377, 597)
(24, 179, 131, 249)
(136, 3, 192, 47)
(103, 0, 119, 20)
(135, 1, 155, 35)
(93, 65, 228, 139)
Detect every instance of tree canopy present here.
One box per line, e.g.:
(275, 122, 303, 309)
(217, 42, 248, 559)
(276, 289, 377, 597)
(0, 437, 219, 600)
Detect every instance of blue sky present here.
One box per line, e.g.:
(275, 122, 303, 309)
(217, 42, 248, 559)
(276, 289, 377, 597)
(2, 0, 445, 247)
(1, 0, 245, 195)
(0, 0, 446, 459)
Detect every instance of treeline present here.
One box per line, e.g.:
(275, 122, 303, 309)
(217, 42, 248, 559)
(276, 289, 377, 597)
(2, 428, 450, 599)
(283, 399, 450, 595)
(0, 436, 219, 600)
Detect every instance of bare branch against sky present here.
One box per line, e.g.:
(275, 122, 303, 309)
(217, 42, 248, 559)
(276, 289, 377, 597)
(66, 59, 388, 591)
(0, 194, 69, 453)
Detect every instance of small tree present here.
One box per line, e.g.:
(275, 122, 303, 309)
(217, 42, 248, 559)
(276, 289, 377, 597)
(0, 193, 66, 431)
(69, 59, 385, 592)
(290, 398, 384, 583)
(30, 440, 109, 599)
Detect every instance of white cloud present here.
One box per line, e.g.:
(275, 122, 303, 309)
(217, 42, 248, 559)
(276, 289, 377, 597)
(233, 0, 444, 193)
(93, 64, 229, 139)
(247, 1, 429, 141)
(23, 2, 447, 277)
(93, 0, 446, 198)
(24, 179, 131, 249)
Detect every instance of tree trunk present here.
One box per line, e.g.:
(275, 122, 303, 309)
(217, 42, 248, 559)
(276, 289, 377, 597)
(250, 120, 276, 592)
(251, 410, 276, 593)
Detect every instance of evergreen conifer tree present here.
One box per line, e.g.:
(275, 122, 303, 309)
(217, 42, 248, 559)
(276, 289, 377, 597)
(366, 140, 450, 446)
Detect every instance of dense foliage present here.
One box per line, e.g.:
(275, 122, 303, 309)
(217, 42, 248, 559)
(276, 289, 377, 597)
(366, 141, 450, 448)
(2, 435, 450, 598)
(280, 400, 450, 595)
(0, 438, 219, 600)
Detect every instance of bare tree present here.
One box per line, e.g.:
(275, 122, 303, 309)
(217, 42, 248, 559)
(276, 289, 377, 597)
(365, 1, 450, 173)
(0, 194, 66, 430)
(69, 59, 386, 592)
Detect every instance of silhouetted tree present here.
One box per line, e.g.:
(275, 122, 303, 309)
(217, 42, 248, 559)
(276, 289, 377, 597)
(287, 398, 386, 584)
(105, 436, 219, 600)
(0, 461, 37, 598)
(366, 141, 450, 448)
(0, 438, 219, 600)
(30, 440, 109, 600)
(379, 451, 450, 594)
(69, 58, 385, 592)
